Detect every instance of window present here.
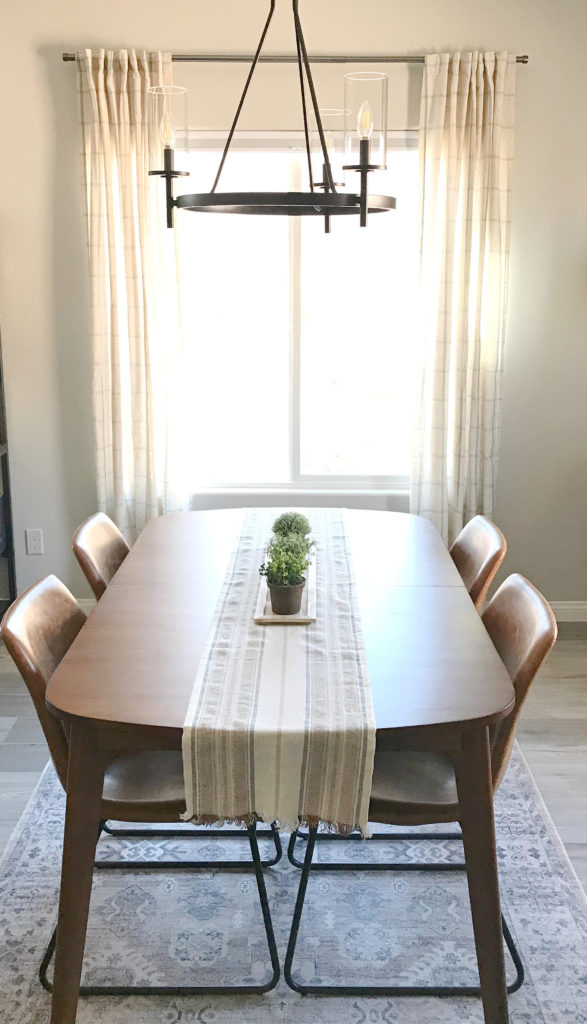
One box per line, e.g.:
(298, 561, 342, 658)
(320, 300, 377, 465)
(177, 132, 419, 491)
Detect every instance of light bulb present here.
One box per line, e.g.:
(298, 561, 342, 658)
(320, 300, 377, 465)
(357, 101, 373, 140)
(159, 112, 175, 148)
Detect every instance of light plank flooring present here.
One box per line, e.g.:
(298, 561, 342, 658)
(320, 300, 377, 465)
(516, 628, 587, 887)
(0, 631, 586, 890)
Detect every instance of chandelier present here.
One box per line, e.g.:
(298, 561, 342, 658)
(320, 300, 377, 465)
(149, 0, 396, 232)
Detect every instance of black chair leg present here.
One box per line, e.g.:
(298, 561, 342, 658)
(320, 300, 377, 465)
(40, 821, 281, 996)
(284, 826, 524, 996)
(96, 819, 282, 870)
(287, 826, 463, 871)
(284, 825, 318, 994)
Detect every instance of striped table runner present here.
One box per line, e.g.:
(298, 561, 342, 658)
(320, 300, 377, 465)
(182, 508, 375, 834)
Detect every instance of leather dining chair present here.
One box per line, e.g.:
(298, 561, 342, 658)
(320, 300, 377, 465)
(285, 573, 557, 997)
(72, 512, 283, 865)
(1, 575, 280, 996)
(72, 512, 130, 600)
(449, 514, 507, 610)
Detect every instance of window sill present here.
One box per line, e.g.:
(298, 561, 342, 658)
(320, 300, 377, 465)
(191, 488, 409, 514)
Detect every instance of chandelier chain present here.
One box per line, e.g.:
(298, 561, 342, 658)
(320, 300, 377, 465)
(211, 0, 276, 193)
(292, 1, 336, 194)
(295, 28, 314, 193)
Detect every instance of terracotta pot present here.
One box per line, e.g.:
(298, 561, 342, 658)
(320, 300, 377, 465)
(267, 578, 306, 615)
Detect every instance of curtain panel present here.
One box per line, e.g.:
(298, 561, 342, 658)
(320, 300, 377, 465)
(411, 52, 516, 544)
(77, 49, 190, 540)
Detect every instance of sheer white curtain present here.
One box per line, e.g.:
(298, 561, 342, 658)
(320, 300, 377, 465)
(411, 52, 516, 544)
(77, 49, 190, 540)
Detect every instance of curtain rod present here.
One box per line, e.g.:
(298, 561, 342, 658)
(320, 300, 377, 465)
(62, 52, 529, 65)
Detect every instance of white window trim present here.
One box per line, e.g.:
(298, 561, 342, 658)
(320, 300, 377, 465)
(191, 487, 410, 514)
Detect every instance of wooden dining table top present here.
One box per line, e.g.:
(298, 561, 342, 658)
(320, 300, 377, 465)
(46, 508, 515, 734)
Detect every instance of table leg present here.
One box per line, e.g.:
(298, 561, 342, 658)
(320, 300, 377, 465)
(50, 719, 105, 1024)
(456, 725, 509, 1024)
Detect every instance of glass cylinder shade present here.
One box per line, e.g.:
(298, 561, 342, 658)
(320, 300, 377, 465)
(148, 85, 188, 171)
(344, 72, 388, 170)
(310, 108, 345, 188)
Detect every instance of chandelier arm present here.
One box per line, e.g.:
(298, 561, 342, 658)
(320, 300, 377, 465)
(292, 0, 336, 194)
(211, 0, 276, 194)
(294, 28, 314, 193)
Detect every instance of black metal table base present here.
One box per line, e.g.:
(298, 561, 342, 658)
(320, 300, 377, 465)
(41, 822, 280, 996)
(284, 826, 524, 997)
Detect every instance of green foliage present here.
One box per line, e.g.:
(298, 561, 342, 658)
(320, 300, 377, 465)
(259, 531, 314, 586)
(272, 511, 311, 537)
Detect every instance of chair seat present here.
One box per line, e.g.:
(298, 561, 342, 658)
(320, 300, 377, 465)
(368, 750, 458, 825)
(102, 750, 186, 822)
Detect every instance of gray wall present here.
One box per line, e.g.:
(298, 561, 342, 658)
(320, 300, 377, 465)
(0, 0, 586, 604)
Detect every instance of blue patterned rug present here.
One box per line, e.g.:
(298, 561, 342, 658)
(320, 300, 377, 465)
(1, 746, 586, 1023)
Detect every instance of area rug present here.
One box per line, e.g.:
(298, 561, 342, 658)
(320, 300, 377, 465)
(1, 746, 586, 1023)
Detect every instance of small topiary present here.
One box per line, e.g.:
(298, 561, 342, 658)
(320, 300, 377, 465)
(272, 511, 311, 537)
(259, 531, 314, 586)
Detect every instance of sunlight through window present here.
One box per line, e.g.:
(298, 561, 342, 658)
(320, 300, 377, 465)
(177, 137, 418, 489)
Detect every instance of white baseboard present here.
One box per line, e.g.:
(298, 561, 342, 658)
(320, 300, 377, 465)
(77, 598, 97, 613)
(549, 602, 587, 623)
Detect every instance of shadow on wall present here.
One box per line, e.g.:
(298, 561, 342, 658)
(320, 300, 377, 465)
(39, 44, 97, 596)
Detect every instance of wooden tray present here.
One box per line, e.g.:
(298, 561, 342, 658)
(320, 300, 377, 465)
(254, 559, 316, 625)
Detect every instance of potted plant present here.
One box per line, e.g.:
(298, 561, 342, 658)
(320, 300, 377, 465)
(272, 511, 311, 538)
(259, 530, 314, 615)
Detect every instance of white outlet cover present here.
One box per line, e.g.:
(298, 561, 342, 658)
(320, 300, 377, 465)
(25, 529, 44, 555)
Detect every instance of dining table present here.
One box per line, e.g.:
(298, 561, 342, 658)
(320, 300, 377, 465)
(45, 507, 515, 1024)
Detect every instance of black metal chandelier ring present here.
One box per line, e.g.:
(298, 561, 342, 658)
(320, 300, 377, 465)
(174, 192, 396, 216)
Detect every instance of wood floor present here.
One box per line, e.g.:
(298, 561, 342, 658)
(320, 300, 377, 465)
(516, 627, 587, 888)
(0, 630, 586, 889)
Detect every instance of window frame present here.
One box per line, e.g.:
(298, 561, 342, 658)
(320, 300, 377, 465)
(183, 129, 418, 494)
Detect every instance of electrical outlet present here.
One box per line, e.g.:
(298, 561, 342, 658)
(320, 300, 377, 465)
(25, 528, 44, 555)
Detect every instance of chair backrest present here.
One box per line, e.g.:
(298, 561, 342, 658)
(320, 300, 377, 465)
(450, 515, 507, 610)
(482, 573, 557, 791)
(1, 575, 86, 789)
(73, 512, 130, 600)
